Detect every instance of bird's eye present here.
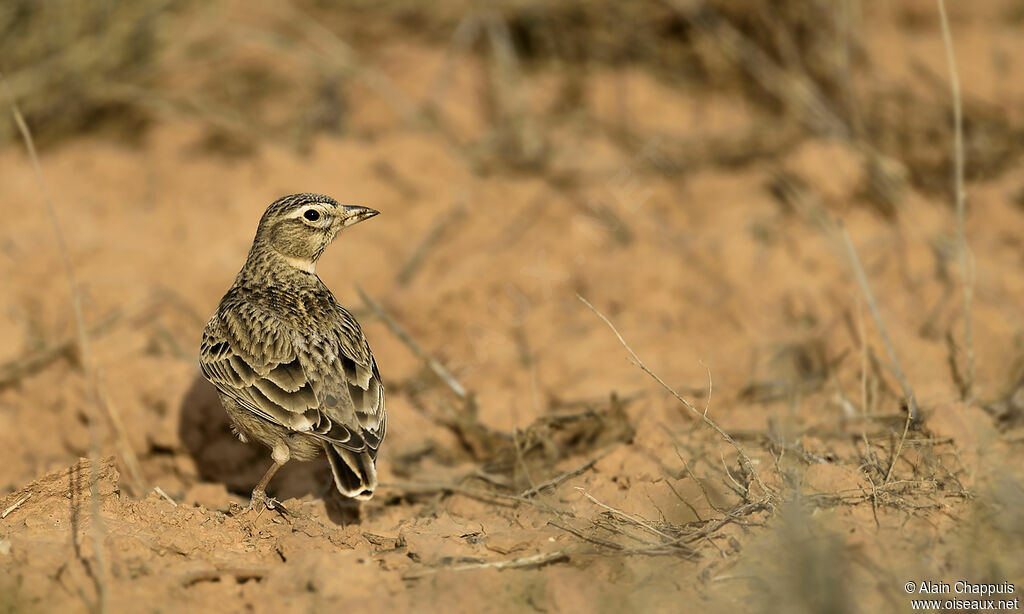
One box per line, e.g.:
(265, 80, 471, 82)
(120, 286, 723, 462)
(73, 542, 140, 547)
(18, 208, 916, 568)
(303, 209, 321, 222)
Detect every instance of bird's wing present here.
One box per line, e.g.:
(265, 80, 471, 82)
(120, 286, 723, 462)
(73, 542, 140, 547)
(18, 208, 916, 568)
(199, 299, 383, 453)
(300, 304, 386, 457)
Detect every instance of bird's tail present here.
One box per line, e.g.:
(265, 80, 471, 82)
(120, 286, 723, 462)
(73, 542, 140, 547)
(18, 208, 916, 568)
(323, 442, 378, 500)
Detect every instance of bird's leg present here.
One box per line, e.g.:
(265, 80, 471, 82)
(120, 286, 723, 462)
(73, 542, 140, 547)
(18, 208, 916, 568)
(249, 443, 291, 512)
(249, 460, 285, 510)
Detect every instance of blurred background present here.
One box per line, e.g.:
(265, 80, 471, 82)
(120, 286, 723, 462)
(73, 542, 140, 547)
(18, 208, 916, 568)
(1, 1, 1023, 612)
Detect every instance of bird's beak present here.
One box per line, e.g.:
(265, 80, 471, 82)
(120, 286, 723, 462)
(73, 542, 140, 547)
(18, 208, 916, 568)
(337, 205, 380, 229)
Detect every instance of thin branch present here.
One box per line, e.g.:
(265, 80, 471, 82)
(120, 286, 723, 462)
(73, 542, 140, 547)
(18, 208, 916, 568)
(676, 447, 728, 514)
(1, 493, 31, 519)
(402, 551, 569, 579)
(396, 201, 466, 286)
(577, 294, 773, 500)
(267, 0, 473, 164)
(837, 226, 919, 422)
(884, 411, 914, 484)
(576, 488, 676, 541)
(552, 496, 765, 557)
(153, 487, 178, 507)
(520, 447, 614, 498)
(2, 73, 111, 614)
(356, 286, 467, 399)
(854, 300, 876, 465)
(936, 0, 974, 402)
(0, 310, 121, 390)
(509, 410, 538, 495)
(719, 451, 746, 497)
(548, 520, 624, 550)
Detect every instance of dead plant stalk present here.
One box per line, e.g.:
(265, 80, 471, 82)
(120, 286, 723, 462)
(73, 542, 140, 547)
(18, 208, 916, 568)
(403, 551, 569, 579)
(837, 226, 916, 484)
(356, 286, 467, 399)
(2, 74, 112, 614)
(1, 493, 31, 519)
(576, 294, 773, 501)
(936, 0, 974, 402)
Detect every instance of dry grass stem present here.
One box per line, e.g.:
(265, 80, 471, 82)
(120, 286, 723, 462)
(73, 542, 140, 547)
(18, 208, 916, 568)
(884, 411, 914, 485)
(402, 551, 570, 579)
(93, 372, 146, 496)
(268, 0, 472, 163)
(576, 487, 676, 541)
(396, 200, 467, 285)
(855, 300, 876, 464)
(520, 448, 614, 498)
(0, 310, 121, 390)
(1, 493, 31, 519)
(555, 495, 765, 558)
(270, 0, 420, 125)
(666, 0, 846, 136)
(425, 13, 482, 112)
(675, 446, 728, 514)
(577, 294, 773, 500)
(936, 0, 974, 402)
(838, 226, 919, 423)
(548, 520, 625, 551)
(356, 286, 468, 399)
(3, 74, 112, 614)
(152, 487, 177, 507)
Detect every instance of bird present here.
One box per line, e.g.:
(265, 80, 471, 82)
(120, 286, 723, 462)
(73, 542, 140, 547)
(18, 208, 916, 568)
(199, 193, 385, 510)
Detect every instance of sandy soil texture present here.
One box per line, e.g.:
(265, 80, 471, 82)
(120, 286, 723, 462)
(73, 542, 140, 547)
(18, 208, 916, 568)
(1, 1, 1023, 612)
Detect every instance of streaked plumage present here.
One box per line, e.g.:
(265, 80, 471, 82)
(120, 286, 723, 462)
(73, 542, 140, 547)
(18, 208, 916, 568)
(199, 193, 385, 507)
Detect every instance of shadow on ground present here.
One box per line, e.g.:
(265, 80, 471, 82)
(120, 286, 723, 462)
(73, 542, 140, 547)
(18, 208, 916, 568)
(177, 373, 331, 503)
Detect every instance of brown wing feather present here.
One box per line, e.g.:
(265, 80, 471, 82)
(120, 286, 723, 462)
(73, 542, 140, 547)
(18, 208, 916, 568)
(303, 305, 386, 456)
(199, 293, 384, 454)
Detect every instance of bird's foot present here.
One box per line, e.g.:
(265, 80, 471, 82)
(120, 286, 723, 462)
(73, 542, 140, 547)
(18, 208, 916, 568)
(249, 489, 290, 515)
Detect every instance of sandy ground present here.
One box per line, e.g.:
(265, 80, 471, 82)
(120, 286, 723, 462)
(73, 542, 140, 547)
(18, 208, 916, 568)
(1, 2, 1024, 613)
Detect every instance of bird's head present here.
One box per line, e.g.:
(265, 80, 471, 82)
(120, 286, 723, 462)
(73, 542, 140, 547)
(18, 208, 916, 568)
(252, 193, 379, 274)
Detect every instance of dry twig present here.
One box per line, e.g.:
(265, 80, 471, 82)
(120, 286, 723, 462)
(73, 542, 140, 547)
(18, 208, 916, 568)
(577, 294, 773, 501)
(837, 226, 918, 487)
(838, 226, 919, 423)
(936, 0, 974, 402)
(3, 73, 113, 614)
(0, 310, 121, 390)
(665, 0, 845, 136)
(356, 286, 467, 399)
(520, 448, 614, 498)
(576, 487, 675, 542)
(884, 411, 914, 485)
(1, 493, 31, 519)
(397, 201, 467, 286)
(402, 551, 569, 579)
(153, 487, 177, 507)
(267, 0, 472, 163)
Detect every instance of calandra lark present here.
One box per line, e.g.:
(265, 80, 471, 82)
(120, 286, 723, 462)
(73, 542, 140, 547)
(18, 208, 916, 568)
(199, 193, 385, 509)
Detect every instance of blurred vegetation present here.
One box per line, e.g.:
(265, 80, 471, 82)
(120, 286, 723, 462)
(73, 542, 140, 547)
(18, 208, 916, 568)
(956, 473, 1024, 587)
(744, 503, 859, 614)
(0, 0, 172, 146)
(2, 1, 1023, 609)
(3, 0, 1022, 201)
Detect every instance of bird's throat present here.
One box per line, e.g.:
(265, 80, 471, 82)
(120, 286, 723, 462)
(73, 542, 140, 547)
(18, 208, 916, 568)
(282, 255, 317, 274)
